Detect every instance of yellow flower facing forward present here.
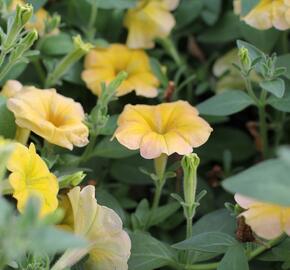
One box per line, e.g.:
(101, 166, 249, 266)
(0, 80, 23, 98)
(7, 87, 89, 150)
(82, 44, 159, 98)
(7, 143, 58, 216)
(55, 185, 131, 270)
(235, 194, 290, 240)
(114, 101, 213, 159)
(124, 0, 180, 49)
(234, 0, 290, 30)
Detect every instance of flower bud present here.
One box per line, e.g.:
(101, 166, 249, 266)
(58, 171, 86, 189)
(238, 47, 251, 72)
(16, 3, 33, 26)
(181, 153, 200, 212)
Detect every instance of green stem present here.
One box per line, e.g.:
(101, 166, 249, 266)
(158, 37, 183, 67)
(80, 134, 97, 163)
(152, 181, 163, 210)
(274, 112, 286, 150)
(282, 31, 289, 54)
(258, 90, 269, 158)
(152, 154, 168, 209)
(87, 0, 98, 41)
(33, 60, 46, 86)
(186, 217, 193, 239)
(178, 234, 285, 270)
(244, 77, 259, 104)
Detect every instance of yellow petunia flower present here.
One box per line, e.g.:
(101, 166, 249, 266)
(234, 0, 290, 30)
(114, 101, 213, 159)
(7, 143, 58, 216)
(235, 194, 290, 240)
(55, 185, 131, 270)
(82, 44, 159, 97)
(124, 0, 180, 49)
(0, 80, 23, 98)
(7, 87, 89, 150)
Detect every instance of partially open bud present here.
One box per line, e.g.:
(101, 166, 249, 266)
(4, 4, 34, 51)
(58, 171, 86, 189)
(16, 3, 33, 26)
(181, 153, 200, 218)
(238, 47, 251, 73)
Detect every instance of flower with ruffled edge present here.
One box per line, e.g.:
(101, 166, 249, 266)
(82, 44, 159, 98)
(234, 0, 290, 30)
(235, 194, 290, 240)
(7, 86, 89, 150)
(55, 185, 131, 270)
(124, 0, 180, 49)
(7, 143, 58, 216)
(114, 101, 213, 159)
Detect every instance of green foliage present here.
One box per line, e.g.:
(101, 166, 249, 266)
(0, 96, 16, 138)
(197, 90, 254, 116)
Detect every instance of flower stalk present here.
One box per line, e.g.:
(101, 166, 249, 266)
(45, 35, 93, 87)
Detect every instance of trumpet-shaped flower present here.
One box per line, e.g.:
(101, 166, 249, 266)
(114, 101, 213, 159)
(234, 0, 290, 30)
(7, 143, 58, 216)
(0, 80, 23, 98)
(82, 44, 159, 97)
(56, 185, 131, 270)
(7, 87, 89, 150)
(124, 0, 180, 49)
(235, 194, 290, 240)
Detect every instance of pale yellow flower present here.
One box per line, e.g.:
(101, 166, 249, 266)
(235, 0, 290, 30)
(124, 0, 180, 49)
(114, 101, 213, 159)
(7, 87, 89, 150)
(55, 185, 131, 270)
(7, 143, 58, 216)
(235, 194, 290, 240)
(82, 44, 159, 97)
(0, 80, 23, 98)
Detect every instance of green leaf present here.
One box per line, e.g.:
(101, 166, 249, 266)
(259, 78, 285, 98)
(237, 40, 264, 62)
(223, 159, 290, 206)
(129, 232, 177, 270)
(150, 58, 168, 88)
(98, 115, 118, 136)
(172, 232, 238, 253)
(110, 156, 152, 185)
(201, 0, 222, 25)
(96, 189, 126, 223)
(217, 244, 249, 270)
(199, 12, 240, 43)
(30, 227, 87, 254)
(0, 96, 16, 139)
(91, 137, 137, 159)
(196, 127, 255, 162)
(150, 202, 181, 227)
(240, 24, 280, 53)
(268, 80, 290, 112)
(277, 54, 290, 79)
(86, 0, 137, 9)
(197, 90, 254, 116)
(40, 33, 74, 56)
(175, 0, 203, 29)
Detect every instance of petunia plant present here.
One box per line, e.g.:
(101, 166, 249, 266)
(1, 1, 290, 270)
